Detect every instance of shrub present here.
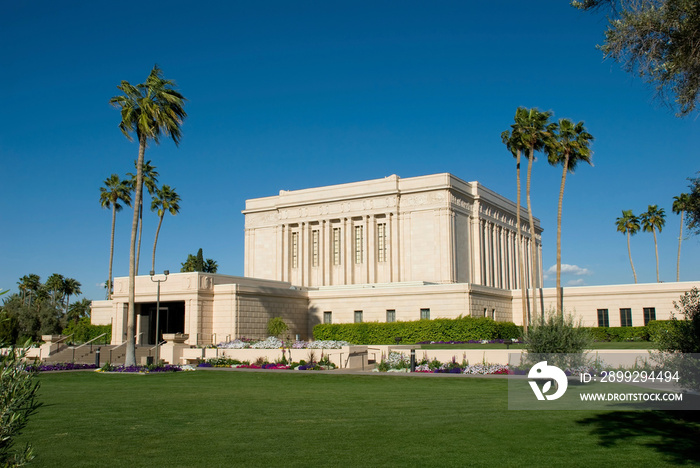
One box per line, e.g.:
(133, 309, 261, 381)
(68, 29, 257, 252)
(1, 343, 41, 467)
(266, 317, 289, 338)
(313, 316, 517, 344)
(524, 312, 592, 357)
(62, 318, 111, 345)
(646, 320, 677, 343)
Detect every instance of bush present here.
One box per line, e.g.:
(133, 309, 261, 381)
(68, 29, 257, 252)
(313, 317, 519, 344)
(266, 317, 289, 338)
(646, 320, 676, 343)
(524, 312, 592, 355)
(1, 343, 41, 467)
(62, 318, 111, 345)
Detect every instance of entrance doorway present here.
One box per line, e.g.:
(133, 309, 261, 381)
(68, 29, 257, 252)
(138, 301, 185, 344)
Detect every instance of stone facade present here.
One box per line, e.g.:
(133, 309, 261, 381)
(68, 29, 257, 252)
(91, 173, 700, 345)
(243, 173, 544, 289)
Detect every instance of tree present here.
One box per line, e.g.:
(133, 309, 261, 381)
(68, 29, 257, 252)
(573, 0, 700, 116)
(16, 275, 41, 307)
(640, 204, 666, 282)
(61, 278, 81, 314)
(654, 288, 700, 391)
(672, 193, 692, 281)
(151, 185, 181, 273)
(195, 248, 205, 272)
(501, 127, 529, 333)
(44, 274, 65, 308)
(128, 160, 159, 275)
(110, 65, 187, 367)
(687, 174, 700, 235)
(66, 298, 91, 325)
(181, 249, 218, 273)
(509, 107, 555, 320)
(546, 118, 594, 315)
(99, 174, 132, 299)
(615, 210, 640, 283)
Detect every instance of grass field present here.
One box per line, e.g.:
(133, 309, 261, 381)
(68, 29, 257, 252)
(17, 370, 699, 467)
(420, 342, 658, 350)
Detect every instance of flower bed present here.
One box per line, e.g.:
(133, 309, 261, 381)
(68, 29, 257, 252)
(34, 363, 99, 372)
(198, 355, 337, 371)
(215, 337, 351, 350)
(417, 339, 522, 345)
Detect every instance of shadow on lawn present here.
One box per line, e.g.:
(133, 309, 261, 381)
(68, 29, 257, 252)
(577, 409, 700, 465)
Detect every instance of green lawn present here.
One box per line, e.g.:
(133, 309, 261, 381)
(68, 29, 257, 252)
(421, 342, 658, 350)
(17, 370, 699, 467)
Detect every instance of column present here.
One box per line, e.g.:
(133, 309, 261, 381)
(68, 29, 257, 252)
(368, 215, 376, 284)
(390, 212, 400, 283)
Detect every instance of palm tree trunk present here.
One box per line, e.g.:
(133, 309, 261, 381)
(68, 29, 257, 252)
(152, 215, 164, 273)
(108, 204, 117, 299)
(526, 149, 539, 320)
(653, 229, 660, 282)
(677, 211, 684, 282)
(556, 158, 568, 316)
(126, 134, 146, 367)
(136, 202, 143, 275)
(627, 231, 638, 283)
(516, 151, 528, 333)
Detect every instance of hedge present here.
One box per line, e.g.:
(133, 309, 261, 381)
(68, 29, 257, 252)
(62, 318, 112, 345)
(313, 317, 522, 344)
(313, 319, 675, 344)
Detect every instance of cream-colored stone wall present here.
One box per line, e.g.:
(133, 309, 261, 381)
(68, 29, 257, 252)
(511, 281, 700, 327)
(243, 173, 542, 289)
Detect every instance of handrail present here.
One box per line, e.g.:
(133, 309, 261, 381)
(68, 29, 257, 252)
(52, 334, 74, 354)
(75, 333, 108, 352)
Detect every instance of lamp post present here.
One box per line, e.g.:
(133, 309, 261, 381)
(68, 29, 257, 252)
(150, 269, 169, 364)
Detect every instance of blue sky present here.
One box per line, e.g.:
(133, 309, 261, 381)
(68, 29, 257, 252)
(1, 1, 697, 301)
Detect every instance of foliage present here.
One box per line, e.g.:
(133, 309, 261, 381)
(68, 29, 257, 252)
(62, 318, 111, 345)
(1, 294, 64, 344)
(266, 317, 289, 338)
(687, 174, 700, 236)
(0, 343, 41, 467)
(615, 209, 641, 283)
(180, 248, 218, 273)
(656, 288, 700, 353)
(313, 317, 520, 344)
(653, 288, 700, 391)
(66, 298, 91, 325)
(524, 312, 592, 355)
(646, 320, 677, 343)
(574, 0, 700, 116)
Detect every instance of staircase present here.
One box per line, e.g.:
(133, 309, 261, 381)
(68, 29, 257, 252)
(42, 344, 157, 366)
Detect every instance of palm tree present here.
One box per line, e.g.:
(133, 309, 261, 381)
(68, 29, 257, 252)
(640, 205, 666, 282)
(501, 127, 529, 332)
(17, 274, 41, 306)
(62, 278, 82, 313)
(99, 174, 132, 299)
(45, 273, 65, 307)
(110, 64, 187, 366)
(151, 185, 181, 272)
(546, 118, 593, 315)
(67, 298, 91, 324)
(128, 160, 159, 275)
(616, 210, 640, 283)
(510, 107, 555, 319)
(672, 193, 691, 281)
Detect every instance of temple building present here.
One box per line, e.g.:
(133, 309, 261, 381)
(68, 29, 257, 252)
(92, 173, 699, 345)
